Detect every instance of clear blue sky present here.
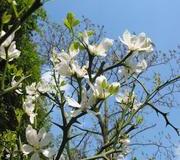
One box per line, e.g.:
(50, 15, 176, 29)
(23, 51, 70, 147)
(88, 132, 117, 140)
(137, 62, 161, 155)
(45, 0, 180, 51)
(44, 1, 180, 159)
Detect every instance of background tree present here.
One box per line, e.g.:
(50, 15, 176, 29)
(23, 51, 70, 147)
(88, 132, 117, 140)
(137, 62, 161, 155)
(0, 1, 179, 159)
(0, 0, 50, 159)
(36, 14, 180, 160)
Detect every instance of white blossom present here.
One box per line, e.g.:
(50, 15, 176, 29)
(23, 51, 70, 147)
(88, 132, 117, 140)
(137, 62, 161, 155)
(89, 75, 120, 99)
(11, 76, 23, 94)
(24, 83, 40, 124)
(0, 30, 15, 47)
(37, 81, 51, 94)
(119, 58, 148, 77)
(23, 97, 37, 124)
(0, 30, 21, 61)
(22, 125, 55, 160)
(66, 88, 90, 117)
(82, 30, 113, 57)
(26, 83, 38, 96)
(51, 50, 74, 76)
(116, 91, 141, 110)
(120, 138, 130, 145)
(120, 30, 153, 53)
(71, 62, 87, 78)
(51, 49, 88, 78)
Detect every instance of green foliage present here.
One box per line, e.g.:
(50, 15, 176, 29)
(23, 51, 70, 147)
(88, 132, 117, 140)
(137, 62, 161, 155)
(135, 115, 143, 125)
(1, 11, 12, 24)
(0, 0, 49, 159)
(64, 12, 80, 31)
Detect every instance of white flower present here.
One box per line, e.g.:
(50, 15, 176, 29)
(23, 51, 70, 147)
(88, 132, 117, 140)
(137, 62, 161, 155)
(55, 60, 73, 76)
(11, 76, 23, 94)
(88, 38, 114, 57)
(51, 50, 74, 76)
(92, 75, 110, 99)
(37, 81, 50, 94)
(116, 91, 141, 110)
(82, 30, 113, 57)
(135, 59, 148, 74)
(0, 30, 20, 61)
(119, 58, 147, 77)
(22, 125, 55, 160)
(71, 62, 87, 78)
(42, 71, 69, 93)
(0, 30, 15, 47)
(24, 83, 40, 124)
(82, 31, 89, 45)
(23, 97, 37, 124)
(69, 43, 80, 58)
(66, 88, 90, 117)
(0, 41, 21, 61)
(120, 30, 153, 53)
(52, 49, 87, 78)
(89, 75, 120, 99)
(26, 83, 38, 96)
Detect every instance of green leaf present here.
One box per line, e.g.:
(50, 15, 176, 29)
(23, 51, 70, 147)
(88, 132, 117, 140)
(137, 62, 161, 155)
(70, 41, 80, 51)
(26, 0, 35, 7)
(2, 12, 12, 24)
(136, 116, 143, 124)
(101, 79, 108, 89)
(87, 30, 95, 36)
(73, 19, 80, 27)
(64, 12, 80, 31)
(7, 0, 12, 3)
(67, 12, 74, 25)
(64, 19, 71, 30)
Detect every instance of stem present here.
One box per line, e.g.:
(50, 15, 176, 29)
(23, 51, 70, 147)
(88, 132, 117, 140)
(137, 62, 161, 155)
(0, 0, 42, 45)
(55, 129, 69, 160)
(103, 51, 133, 73)
(1, 59, 8, 90)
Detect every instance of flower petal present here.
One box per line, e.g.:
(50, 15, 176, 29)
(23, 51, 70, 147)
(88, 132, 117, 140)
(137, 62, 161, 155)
(30, 152, 40, 160)
(41, 148, 55, 158)
(66, 97, 81, 108)
(26, 125, 39, 146)
(21, 144, 33, 155)
(38, 127, 46, 139)
(40, 133, 53, 147)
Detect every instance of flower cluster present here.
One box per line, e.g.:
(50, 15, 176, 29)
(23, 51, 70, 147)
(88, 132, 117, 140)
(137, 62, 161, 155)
(23, 82, 50, 124)
(90, 75, 120, 99)
(51, 47, 87, 78)
(0, 20, 155, 160)
(0, 30, 21, 61)
(119, 30, 153, 77)
(116, 91, 142, 111)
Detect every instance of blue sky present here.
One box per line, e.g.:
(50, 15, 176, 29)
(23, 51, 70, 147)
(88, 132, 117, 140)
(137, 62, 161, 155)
(45, 0, 180, 50)
(44, 1, 180, 159)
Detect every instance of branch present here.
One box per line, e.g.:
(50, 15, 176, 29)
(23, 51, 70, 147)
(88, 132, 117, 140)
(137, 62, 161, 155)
(0, 0, 43, 45)
(73, 125, 101, 135)
(147, 103, 179, 135)
(102, 51, 133, 73)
